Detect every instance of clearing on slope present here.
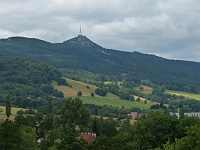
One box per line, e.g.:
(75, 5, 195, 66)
(52, 78, 155, 109)
(166, 90, 200, 100)
(134, 85, 153, 94)
(52, 78, 119, 99)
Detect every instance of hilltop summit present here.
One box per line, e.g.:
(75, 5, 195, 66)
(63, 34, 102, 49)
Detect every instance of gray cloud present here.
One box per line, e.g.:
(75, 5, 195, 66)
(0, 0, 199, 62)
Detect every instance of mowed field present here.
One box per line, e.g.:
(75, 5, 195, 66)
(134, 85, 153, 94)
(52, 78, 118, 99)
(79, 96, 152, 109)
(166, 90, 200, 100)
(0, 106, 26, 120)
(53, 78, 155, 109)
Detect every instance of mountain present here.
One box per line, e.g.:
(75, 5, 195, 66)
(1, 35, 200, 91)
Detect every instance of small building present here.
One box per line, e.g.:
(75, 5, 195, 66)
(128, 112, 142, 120)
(75, 125, 80, 131)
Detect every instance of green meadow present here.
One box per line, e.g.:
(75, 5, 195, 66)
(53, 78, 154, 110)
(134, 85, 153, 94)
(73, 96, 152, 109)
(0, 106, 26, 115)
(0, 106, 28, 120)
(166, 90, 200, 100)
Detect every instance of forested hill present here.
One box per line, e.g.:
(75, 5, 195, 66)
(0, 56, 64, 98)
(1, 35, 200, 88)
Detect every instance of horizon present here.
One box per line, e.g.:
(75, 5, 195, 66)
(0, 1, 199, 62)
(1, 34, 200, 63)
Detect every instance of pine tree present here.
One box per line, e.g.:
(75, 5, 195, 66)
(5, 95, 11, 119)
(92, 117, 98, 134)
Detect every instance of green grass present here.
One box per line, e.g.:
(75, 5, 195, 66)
(0, 106, 26, 115)
(134, 85, 153, 94)
(166, 90, 200, 100)
(53, 78, 154, 109)
(78, 96, 153, 109)
(0, 106, 29, 120)
(53, 78, 119, 99)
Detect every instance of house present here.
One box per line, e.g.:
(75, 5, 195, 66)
(128, 112, 142, 120)
(79, 132, 96, 143)
(75, 125, 80, 131)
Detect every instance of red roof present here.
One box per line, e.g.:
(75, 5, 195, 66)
(80, 133, 96, 143)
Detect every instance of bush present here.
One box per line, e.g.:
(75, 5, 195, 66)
(91, 92, 94, 97)
(95, 88, 107, 96)
(77, 91, 82, 97)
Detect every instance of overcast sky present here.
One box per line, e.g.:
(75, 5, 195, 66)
(0, 0, 200, 62)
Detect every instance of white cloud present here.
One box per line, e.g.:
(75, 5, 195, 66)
(0, 0, 200, 62)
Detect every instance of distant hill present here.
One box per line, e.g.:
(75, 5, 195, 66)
(1, 35, 200, 92)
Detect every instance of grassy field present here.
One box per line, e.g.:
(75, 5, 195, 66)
(104, 81, 122, 86)
(0, 106, 26, 115)
(134, 85, 153, 94)
(0, 106, 27, 121)
(53, 78, 119, 99)
(78, 96, 153, 109)
(166, 90, 200, 100)
(53, 78, 154, 109)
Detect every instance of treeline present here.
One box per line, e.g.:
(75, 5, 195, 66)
(84, 104, 141, 118)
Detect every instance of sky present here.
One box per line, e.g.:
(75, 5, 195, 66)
(0, 0, 200, 62)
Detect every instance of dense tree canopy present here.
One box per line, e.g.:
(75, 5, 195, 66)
(0, 56, 64, 98)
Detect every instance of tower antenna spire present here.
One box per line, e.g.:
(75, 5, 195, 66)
(79, 24, 82, 34)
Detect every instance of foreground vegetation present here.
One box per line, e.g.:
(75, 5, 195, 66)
(1, 97, 200, 150)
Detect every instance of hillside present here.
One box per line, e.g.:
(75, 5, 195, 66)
(52, 78, 118, 98)
(1, 35, 200, 93)
(52, 78, 153, 109)
(0, 56, 64, 99)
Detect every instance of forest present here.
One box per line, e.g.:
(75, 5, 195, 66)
(1, 36, 200, 94)
(0, 56, 67, 114)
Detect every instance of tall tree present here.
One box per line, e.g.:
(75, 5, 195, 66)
(47, 98, 52, 114)
(92, 117, 98, 134)
(61, 97, 91, 128)
(20, 126, 38, 150)
(5, 95, 11, 119)
(131, 112, 179, 149)
(0, 120, 21, 150)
